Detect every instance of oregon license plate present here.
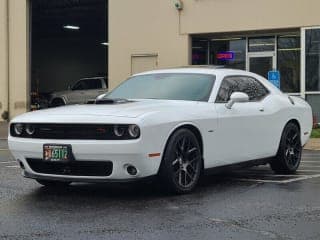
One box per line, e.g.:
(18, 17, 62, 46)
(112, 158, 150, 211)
(43, 144, 72, 162)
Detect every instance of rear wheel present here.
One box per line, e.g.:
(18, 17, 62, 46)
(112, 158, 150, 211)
(159, 128, 202, 194)
(270, 122, 302, 174)
(36, 180, 71, 188)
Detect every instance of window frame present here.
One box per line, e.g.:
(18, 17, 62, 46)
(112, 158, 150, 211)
(215, 75, 270, 103)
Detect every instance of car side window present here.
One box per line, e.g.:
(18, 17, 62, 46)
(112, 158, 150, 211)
(72, 80, 86, 90)
(85, 79, 103, 89)
(216, 76, 269, 102)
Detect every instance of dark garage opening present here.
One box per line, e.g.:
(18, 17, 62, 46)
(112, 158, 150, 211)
(30, 0, 108, 109)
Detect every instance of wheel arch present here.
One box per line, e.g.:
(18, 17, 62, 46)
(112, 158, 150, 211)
(285, 119, 301, 132)
(50, 97, 67, 106)
(160, 123, 204, 167)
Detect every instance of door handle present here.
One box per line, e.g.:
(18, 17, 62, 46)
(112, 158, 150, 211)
(259, 108, 264, 112)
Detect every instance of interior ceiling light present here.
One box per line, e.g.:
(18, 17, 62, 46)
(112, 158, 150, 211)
(63, 25, 80, 30)
(101, 42, 109, 46)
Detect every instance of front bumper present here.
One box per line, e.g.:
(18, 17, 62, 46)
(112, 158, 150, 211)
(8, 136, 162, 182)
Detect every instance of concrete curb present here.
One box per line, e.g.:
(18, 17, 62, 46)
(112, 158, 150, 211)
(304, 138, 320, 151)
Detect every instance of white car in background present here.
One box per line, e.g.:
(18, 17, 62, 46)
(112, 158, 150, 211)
(49, 77, 108, 107)
(8, 67, 312, 193)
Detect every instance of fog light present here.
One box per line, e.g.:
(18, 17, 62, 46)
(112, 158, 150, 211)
(126, 165, 138, 176)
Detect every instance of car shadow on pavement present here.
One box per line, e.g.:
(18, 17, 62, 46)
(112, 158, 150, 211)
(25, 173, 250, 203)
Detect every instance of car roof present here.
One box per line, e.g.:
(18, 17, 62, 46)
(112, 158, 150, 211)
(134, 66, 249, 77)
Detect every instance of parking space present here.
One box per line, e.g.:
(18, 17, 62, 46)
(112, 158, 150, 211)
(1, 145, 320, 240)
(227, 150, 320, 184)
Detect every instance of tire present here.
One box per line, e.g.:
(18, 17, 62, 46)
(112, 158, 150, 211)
(159, 128, 202, 194)
(270, 122, 302, 174)
(50, 98, 65, 107)
(36, 180, 71, 188)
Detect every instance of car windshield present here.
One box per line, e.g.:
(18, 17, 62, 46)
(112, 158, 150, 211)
(105, 73, 215, 102)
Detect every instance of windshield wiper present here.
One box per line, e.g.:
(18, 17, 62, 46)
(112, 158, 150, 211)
(95, 98, 131, 104)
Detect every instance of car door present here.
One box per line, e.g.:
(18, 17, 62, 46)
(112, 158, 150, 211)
(67, 80, 88, 104)
(214, 75, 271, 165)
(84, 78, 107, 101)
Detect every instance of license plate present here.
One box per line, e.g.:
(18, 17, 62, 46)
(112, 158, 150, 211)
(43, 144, 72, 162)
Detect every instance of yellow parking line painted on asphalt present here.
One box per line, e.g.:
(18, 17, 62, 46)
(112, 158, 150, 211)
(0, 149, 8, 151)
(234, 174, 320, 184)
(298, 170, 320, 173)
(300, 165, 320, 168)
(0, 161, 16, 164)
(301, 161, 320, 163)
(5, 165, 19, 168)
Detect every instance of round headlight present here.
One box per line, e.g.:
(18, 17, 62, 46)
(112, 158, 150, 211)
(14, 124, 24, 135)
(128, 125, 140, 138)
(114, 125, 126, 137)
(26, 124, 35, 135)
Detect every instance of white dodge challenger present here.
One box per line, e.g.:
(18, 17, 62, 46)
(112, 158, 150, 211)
(8, 67, 312, 193)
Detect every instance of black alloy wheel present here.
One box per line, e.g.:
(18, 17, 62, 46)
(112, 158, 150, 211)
(270, 122, 302, 174)
(159, 128, 202, 194)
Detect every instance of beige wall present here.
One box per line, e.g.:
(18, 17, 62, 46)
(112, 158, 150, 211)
(0, 0, 8, 121)
(182, 0, 320, 34)
(0, 0, 28, 120)
(8, 0, 29, 118)
(109, 0, 190, 89)
(109, 0, 320, 89)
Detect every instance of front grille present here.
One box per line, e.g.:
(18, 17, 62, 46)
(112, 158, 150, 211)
(26, 158, 113, 177)
(10, 124, 137, 140)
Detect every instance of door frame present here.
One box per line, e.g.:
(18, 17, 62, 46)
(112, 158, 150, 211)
(246, 51, 276, 73)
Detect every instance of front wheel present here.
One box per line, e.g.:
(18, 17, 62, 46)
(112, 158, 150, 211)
(270, 122, 302, 174)
(159, 128, 202, 194)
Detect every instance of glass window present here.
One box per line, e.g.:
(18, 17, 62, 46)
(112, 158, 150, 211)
(306, 29, 320, 91)
(277, 34, 300, 93)
(85, 79, 102, 89)
(216, 76, 269, 102)
(106, 73, 215, 102)
(192, 39, 209, 65)
(72, 80, 86, 90)
(248, 36, 275, 52)
(209, 38, 246, 70)
(306, 95, 320, 121)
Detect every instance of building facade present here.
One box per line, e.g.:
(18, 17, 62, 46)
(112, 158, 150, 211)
(1, 0, 320, 121)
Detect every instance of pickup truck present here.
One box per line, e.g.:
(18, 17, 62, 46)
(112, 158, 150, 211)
(49, 77, 108, 107)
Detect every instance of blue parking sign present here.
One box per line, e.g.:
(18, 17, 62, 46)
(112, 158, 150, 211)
(268, 71, 280, 89)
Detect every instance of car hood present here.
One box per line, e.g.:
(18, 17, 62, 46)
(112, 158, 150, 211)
(11, 99, 200, 123)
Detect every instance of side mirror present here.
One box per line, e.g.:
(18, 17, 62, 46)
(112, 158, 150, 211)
(226, 92, 249, 109)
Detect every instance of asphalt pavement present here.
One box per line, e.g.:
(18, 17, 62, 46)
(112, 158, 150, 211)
(0, 142, 320, 240)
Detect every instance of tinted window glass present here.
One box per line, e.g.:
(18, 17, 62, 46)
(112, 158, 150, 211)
(210, 38, 246, 70)
(248, 36, 275, 52)
(107, 73, 215, 102)
(277, 34, 300, 93)
(85, 79, 102, 89)
(306, 29, 320, 91)
(72, 80, 86, 90)
(216, 76, 269, 102)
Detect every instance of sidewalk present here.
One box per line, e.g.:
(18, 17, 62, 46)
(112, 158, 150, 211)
(0, 122, 8, 140)
(304, 138, 320, 151)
